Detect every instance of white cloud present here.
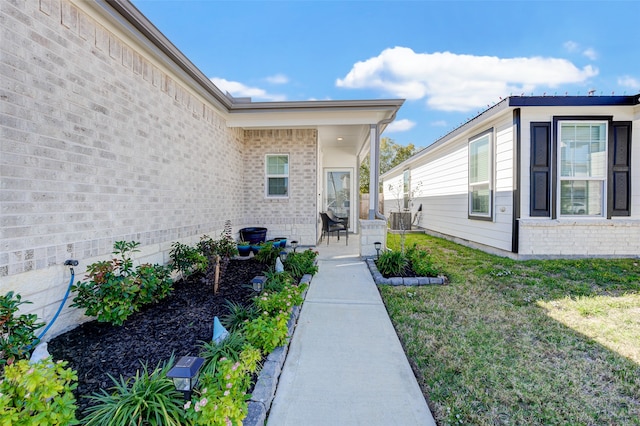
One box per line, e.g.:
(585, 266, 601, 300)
(211, 77, 286, 101)
(336, 47, 599, 111)
(265, 73, 289, 85)
(618, 75, 640, 90)
(430, 120, 448, 127)
(385, 119, 415, 132)
(563, 40, 579, 52)
(582, 48, 598, 60)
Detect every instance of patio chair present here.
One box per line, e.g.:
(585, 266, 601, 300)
(326, 209, 349, 229)
(319, 212, 348, 245)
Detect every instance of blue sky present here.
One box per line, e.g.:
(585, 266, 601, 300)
(131, 0, 640, 149)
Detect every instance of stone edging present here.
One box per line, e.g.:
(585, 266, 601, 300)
(365, 258, 446, 286)
(243, 273, 313, 426)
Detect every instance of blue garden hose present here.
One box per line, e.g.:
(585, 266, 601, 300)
(35, 260, 77, 341)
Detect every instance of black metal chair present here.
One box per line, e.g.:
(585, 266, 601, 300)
(319, 212, 348, 245)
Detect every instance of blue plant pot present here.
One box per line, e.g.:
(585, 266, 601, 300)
(237, 245, 251, 257)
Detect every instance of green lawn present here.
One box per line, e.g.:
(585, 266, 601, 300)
(380, 233, 640, 425)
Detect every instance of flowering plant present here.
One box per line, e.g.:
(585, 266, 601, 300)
(0, 357, 78, 425)
(185, 346, 261, 425)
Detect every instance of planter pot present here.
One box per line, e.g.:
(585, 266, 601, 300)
(250, 245, 261, 255)
(274, 238, 287, 248)
(237, 245, 251, 257)
(240, 227, 268, 245)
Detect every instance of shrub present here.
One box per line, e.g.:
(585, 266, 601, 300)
(0, 357, 78, 425)
(82, 358, 184, 426)
(198, 330, 247, 377)
(72, 241, 173, 326)
(254, 241, 281, 266)
(185, 346, 261, 426)
(376, 250, 409, 277)
(0, 291, 43, 368)
(170, 242, 208, 278)
(243, 312, 289, 354)
(283, 249, 319, 279)
(263, 270, 295, 293)
(406, 245, 440, 277)
(221, 301, 257, 332)
(135, 263, 174, 305)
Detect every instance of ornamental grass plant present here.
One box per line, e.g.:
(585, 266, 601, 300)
(380, 233, 640, 425)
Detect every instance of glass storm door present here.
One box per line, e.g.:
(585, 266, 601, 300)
(324, 169, 352, 230)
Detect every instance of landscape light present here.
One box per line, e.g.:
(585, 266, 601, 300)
(374, 241, 382, 259)
(167, 356, 204, 400)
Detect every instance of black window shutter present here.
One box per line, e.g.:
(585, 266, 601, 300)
(530, 122, 551, 217)
(608, 121, 632, 217)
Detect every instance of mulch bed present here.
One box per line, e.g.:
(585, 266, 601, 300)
(48, 258, 266, 417)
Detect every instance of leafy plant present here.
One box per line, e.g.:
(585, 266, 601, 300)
(72, 241, 173, 326)
(283, 249, 319, 279)
(0, 357, 78, 425)
(0, 291, 44, 368)
(406, 244, 440, 277)
(376, 250, 409, 277)
(170, 242, 208, 278)
(185, 346, 261, 426)
(82, 357, 184, 426)
(135, 263, 174, 305)
(254, 241, 281, 265)
(263, 270, 295, 293)
(221, 301, 257, 332)
(243, 312, 289, 354)
(255, 284, 306, 317)
(198, 330, 247, 377)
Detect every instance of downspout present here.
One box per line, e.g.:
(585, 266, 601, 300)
(369, 112, 397, 219)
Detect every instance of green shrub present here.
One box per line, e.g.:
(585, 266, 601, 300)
(283, 249, 319, 279)
(185, 346, 261, 426)
(198, 330, 247, 377)
(221, 301, 258, 332)
(82, 358, 184, 426)
(263, 270, 295, 293)
(0, 357, 78, 425)
(376, 250, 408, 277)
(72, 241, 173, 326)
(243, 312, 289, 354)
(254, 241, 281, 266)
(170, 242, 208, 278)
(197, 233, 238, 261)
(406, 245, 440, 277)
(135, 263, 174, 305)
(0, 291, 43, 367)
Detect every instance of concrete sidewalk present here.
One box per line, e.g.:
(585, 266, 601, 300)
(266, 239, 436, 425)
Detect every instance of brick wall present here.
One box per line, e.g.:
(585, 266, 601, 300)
(0, 0, 259, 336)
(519, 219, 640, 258)
(242, 129, 318, 246)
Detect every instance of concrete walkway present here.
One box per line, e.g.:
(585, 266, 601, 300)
(267, 239, 436, 426)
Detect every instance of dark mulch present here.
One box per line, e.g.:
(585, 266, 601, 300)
(48, 258, 266, 417)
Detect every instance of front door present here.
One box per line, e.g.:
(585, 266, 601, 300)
(324, 169, 353, 231)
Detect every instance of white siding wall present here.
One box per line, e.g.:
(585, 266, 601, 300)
(384, 112, 515, 252)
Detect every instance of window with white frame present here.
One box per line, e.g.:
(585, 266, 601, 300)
(558, 122, 606, 216)
(402, 169, 410, 210)
(468, 130, 493, 219)
(265, 154, 289, 197)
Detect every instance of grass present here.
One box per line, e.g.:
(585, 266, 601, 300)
(380, 233, 640, 425)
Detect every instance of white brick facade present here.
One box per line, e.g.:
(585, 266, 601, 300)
(0, 0, 321, 336)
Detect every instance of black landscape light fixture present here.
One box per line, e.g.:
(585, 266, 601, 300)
(279, 250, 288, 262)
(252, 276, 266, 292)
(374, 241, 382, 259)
(167, 356, 204, 399)
(290, 240, 298, 253)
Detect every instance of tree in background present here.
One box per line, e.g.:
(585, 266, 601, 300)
(360, 137, 416, 194)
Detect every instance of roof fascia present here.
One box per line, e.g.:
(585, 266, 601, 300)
(508, 95, 640, 107)
(381, 98, 511, 179)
